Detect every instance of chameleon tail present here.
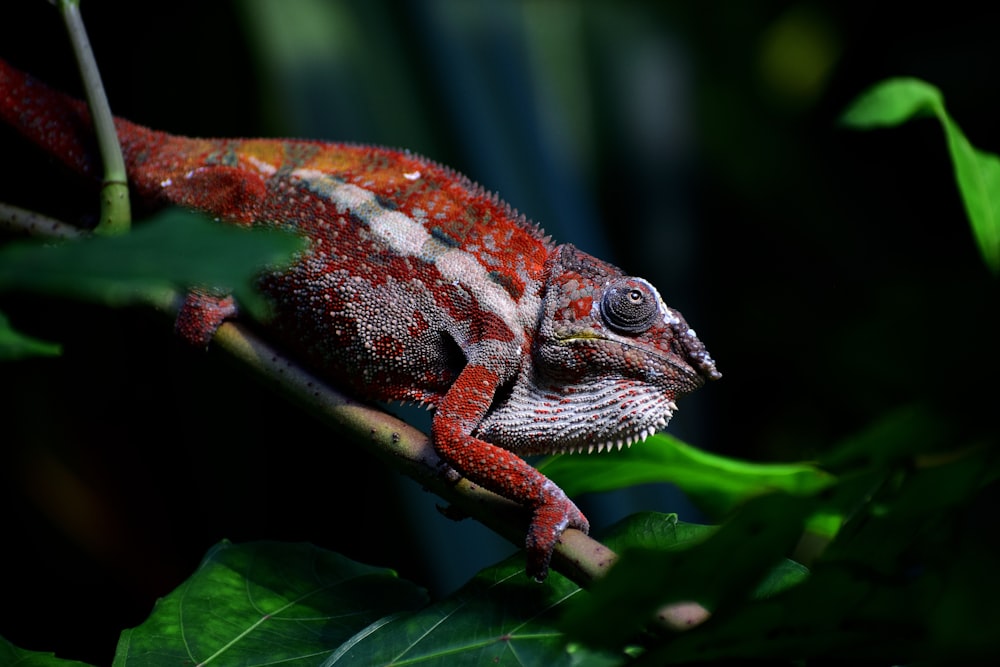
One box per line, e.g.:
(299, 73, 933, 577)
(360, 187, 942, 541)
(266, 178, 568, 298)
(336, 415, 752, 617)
(1, 58, 268, 224)
(0, 58, 105, 179)
(0, 58, 171, 189)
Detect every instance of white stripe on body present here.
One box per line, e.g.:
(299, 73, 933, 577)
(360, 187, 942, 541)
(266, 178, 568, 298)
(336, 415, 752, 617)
(290, 168, 540, 347)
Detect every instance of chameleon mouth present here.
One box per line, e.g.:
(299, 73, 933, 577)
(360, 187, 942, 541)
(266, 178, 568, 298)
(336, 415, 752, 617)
(552, 402, 677, 455)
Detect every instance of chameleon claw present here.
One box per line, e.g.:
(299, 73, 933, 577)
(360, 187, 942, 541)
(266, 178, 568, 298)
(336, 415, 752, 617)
(524, 482, 589, 581)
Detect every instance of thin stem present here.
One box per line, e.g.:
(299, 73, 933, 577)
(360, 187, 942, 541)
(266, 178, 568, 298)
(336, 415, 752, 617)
(57, 0, 130, 235)
(0, 202, 85, 239)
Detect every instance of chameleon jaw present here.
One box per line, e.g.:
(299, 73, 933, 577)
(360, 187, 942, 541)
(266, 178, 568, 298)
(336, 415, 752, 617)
(544, 401, 678, 455)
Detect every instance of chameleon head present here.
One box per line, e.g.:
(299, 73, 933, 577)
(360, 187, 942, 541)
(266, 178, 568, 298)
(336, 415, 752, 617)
(476, 243, 720, 455)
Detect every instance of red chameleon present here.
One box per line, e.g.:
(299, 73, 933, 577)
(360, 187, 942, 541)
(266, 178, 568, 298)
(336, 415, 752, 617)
(0, 58, 721, 580)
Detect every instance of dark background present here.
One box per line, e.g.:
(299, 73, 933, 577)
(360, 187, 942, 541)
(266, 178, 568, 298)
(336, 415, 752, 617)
(1, 1, 998, 663)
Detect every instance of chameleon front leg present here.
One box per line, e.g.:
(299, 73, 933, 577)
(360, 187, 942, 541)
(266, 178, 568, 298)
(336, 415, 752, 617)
(431, 363, 589, 581)
(174, 290, 238, 347)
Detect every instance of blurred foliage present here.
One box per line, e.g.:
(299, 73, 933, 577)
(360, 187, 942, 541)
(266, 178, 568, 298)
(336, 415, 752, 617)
(1, 0, 998, 664)
(0, 209, 303, 338)
(0, 311, 61, 359)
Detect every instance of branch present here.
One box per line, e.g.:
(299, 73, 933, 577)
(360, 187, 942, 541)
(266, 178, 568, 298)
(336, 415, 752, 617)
(0, 202, 85, 239)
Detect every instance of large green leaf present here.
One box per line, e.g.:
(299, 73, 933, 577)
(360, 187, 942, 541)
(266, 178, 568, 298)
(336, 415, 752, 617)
(112, 541, 427, 667)
(538, 432, 833, 517)
(324, 557, 623, 667)
(0, 636, 96, 667)
(109, 540, 624, 667)
(841, 77, 1000, 273)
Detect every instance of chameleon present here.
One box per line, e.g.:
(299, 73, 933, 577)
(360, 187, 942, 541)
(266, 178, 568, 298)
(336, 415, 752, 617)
(0, 58, 720, 580)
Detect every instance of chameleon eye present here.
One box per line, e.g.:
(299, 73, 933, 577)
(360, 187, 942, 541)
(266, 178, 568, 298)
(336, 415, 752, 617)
(599, 279, 660, 334)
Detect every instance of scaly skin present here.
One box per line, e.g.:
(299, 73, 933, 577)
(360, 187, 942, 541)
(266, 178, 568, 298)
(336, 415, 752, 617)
(0, 59, 721, 580)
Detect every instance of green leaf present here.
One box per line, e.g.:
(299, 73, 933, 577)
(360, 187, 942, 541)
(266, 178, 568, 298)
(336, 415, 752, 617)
(0, 208, 304, 317)
(942, 122, 1000, 274)
(112, 542, 624, 667)
(112, 541, 427, 667)
(841, 77, 1000, 273)
(599, 512, 716, 554)
(839, 77, 944, 127)
(538, 433, 833, 517)
(561, 498, 816, 651)
(751, 559, 809, 600)
(324, 556, 624, 667)
(598, 512, 810, 602)
(0, 636, 97, 667)
(0, 310, 61, 360)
